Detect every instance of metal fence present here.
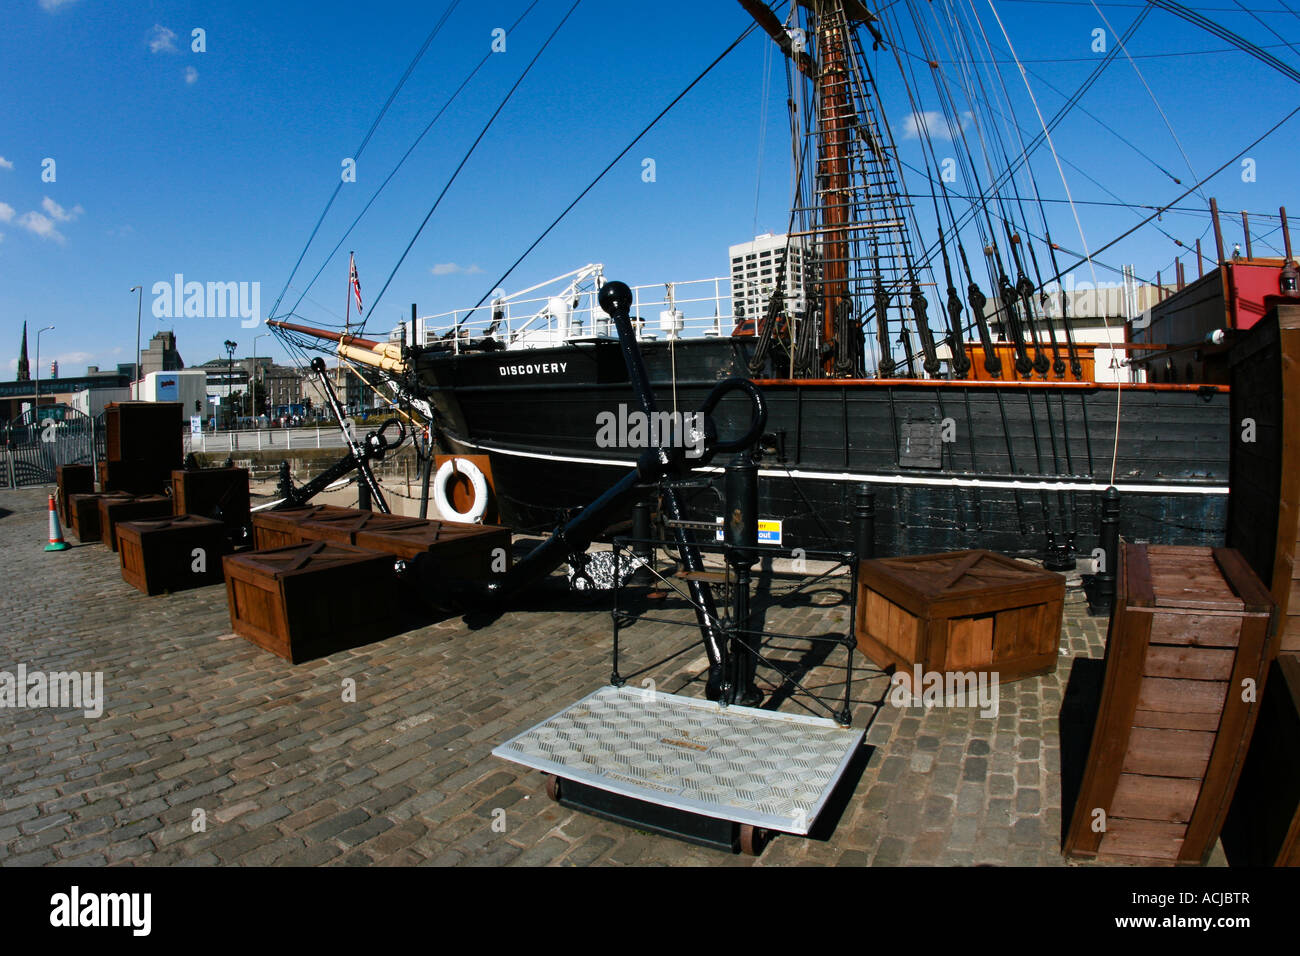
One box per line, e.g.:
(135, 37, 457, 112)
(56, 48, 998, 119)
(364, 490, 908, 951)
(2, 404, 96, 488)
(182, 426, 348, 454)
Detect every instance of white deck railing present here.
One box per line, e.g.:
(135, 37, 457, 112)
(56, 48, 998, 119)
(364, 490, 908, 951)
(392, 277, 742, 353)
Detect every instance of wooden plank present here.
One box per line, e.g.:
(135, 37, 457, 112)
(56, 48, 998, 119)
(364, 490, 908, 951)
(1143, 645, 1237, 681)
(1098, 819, 1185, 862)
(1180, 601, 1275, 863)
(1064, 547, 1154, 858)
(1215, 547, 1276, 612)
(946, 615, 993, 670)
(1122, 727, 1215, 779)
(1126, 543, 1154, 607)
(1133, 709, 1223, 732)
(1137, 677, 1228, 715)
(1147, 611, 1242, 648)
(1111, 773, 1203, 824)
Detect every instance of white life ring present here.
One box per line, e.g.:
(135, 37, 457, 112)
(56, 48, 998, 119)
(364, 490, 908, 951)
(433, 457, 489, 523)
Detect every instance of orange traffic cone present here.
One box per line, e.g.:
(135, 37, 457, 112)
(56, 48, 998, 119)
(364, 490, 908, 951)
(45, 493, 69, 552)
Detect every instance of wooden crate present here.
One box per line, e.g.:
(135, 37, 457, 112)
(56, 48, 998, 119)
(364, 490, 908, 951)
(69, 492, 131, 542)
(1063, 543, 1276, 865)
(117, 515, 227, 595)
(98, 495, 173, 552)
(99, 459, 171, 496)
(172, 467, 251, 534)
(354, 520, 512, 580)
(222, 541, 398, 663)
(55, 464, 94, 524)
(251, 505, 355, 550)
(1222, 653, 1300, 866)
(294, 510, 429, 547)
(855, 549, 1065, 683)
(104, 401, 183, 463)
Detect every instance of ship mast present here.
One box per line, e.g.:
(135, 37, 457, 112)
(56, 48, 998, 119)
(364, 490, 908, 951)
(741, 0, 934, 380)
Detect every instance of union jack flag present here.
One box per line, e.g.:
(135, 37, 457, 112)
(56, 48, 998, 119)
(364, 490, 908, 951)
(349, 253, 363, 316)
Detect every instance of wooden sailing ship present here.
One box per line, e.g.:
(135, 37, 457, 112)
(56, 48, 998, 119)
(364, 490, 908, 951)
(268, 0, 1300, 566)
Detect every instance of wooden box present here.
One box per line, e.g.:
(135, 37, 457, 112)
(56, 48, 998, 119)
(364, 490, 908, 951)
(99, 459, 170, 496)
(69, 492, 131, 542)
(172, 467, 251, 533)
(294, 510, 429, 546)
(116, 514, 227, 595)
(855, 549, 1065, 683)
(1063, 544, 1276, 865)
(56, 464, 94, 524)
(1222, 653, 1300, 866)
(354, 520, 512, 580)
(104, 401, 183, 463)
(251, 505, 355, 550)
(222, 541, 398, 663)
(98, 495, 173, 552)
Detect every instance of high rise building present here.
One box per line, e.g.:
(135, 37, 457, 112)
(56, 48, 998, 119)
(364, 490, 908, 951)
(728, 234, 813, 322)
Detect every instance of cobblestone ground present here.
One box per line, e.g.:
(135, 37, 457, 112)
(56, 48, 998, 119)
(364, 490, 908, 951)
(0, 485, 1209, 867)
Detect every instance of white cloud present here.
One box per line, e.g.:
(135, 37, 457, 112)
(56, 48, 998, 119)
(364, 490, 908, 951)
(41, 197, 82, 222)
(39, 0, 81, 11)
(901, 109, 972, 141)
(0, 202, 13, 222)
(18, 211, 64, 242)
(431, 262, 484, 276)
(54, 350, 94, 367)
(0, 157, 13, 170)
(184, 66, 199, 85)
(149, 25, 178, 54)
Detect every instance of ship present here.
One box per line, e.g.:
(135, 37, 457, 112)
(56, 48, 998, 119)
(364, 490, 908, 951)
(268, 0, 1300, 567)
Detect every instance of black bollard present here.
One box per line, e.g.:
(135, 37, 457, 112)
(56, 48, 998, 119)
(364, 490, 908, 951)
(854, 484, 876, 562)
(1088, 486, 1121, 616)
(275, 460, 293, 501)
(724, 455, 761, 707)
(358, 477, 372, 512)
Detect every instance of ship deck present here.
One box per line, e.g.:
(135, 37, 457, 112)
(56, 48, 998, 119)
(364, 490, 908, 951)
(0, 484, 1227, 867)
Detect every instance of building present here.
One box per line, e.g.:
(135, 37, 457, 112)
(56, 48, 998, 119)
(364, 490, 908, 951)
(300, 363, 368, 418)
(0, 369, 130, 424)
(16, 323, 30, 382)
(262, 365, 304, 417)
(729, 233, 814, 322)
(140, 330, 185, 378)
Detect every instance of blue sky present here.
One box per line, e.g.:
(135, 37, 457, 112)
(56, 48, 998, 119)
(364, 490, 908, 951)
(2, 0, 1298, 378)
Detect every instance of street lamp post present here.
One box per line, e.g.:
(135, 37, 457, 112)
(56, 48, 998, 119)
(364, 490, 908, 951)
(34, 325, 55, 410)
(130, 286, 143, 399)
(253, 331, 270, 423)
(223, 339, 237, 430)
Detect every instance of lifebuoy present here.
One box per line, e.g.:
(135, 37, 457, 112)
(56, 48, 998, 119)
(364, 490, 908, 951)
(433, 457, 489, 523)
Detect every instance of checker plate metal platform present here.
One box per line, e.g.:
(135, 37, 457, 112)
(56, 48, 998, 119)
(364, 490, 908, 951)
(492, 685, 863, 834)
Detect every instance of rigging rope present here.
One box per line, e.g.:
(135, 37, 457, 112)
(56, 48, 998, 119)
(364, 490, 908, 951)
(365, 1, 584, 326)
(268, 0, 463, 321)
(456, 17, 765, 328)
(283, 0, 545, 324)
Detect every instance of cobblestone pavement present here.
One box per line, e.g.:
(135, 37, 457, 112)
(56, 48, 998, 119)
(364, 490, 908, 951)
(0, 485, 1209, 867)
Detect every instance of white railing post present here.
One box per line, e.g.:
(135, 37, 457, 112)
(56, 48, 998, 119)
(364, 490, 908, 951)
(316, 426, 320, 449)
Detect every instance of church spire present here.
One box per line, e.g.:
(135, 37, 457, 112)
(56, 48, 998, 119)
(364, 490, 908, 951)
(16, 321, 30, 382)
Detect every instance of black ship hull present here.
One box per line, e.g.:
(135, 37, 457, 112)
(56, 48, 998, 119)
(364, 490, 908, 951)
(421, 337, 1229, 560)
